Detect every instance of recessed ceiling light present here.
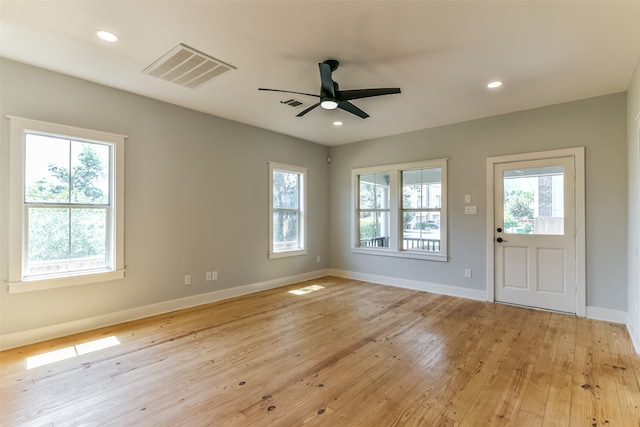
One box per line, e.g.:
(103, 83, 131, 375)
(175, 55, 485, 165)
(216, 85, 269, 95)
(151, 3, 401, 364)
(487, 81, 503, 89)
(333, 121, 343, 126)
(97, 30, 118, 42)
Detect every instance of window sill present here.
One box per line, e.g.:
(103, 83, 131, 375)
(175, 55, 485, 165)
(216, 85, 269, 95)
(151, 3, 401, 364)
(351, 248, 448, 262)
(7, 269, 125, 294)
(269, 249, 308, 259)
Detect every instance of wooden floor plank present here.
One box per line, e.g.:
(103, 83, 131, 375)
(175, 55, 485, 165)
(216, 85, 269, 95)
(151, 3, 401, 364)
(541, 314, 576, 426)
(569, 337, 598, 427)
(2, 277, 639, 427)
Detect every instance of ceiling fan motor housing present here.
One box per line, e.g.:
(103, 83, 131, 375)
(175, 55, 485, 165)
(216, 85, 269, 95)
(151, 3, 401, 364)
(258, 58, 400, 119)
(323, 59, 340, 72)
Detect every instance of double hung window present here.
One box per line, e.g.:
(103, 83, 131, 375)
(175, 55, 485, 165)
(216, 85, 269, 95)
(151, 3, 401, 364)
(8, 117, 125, 293)
(401, 167, 443, 252)
(269, 162, 307, 258)
(352, 159, 447, 261)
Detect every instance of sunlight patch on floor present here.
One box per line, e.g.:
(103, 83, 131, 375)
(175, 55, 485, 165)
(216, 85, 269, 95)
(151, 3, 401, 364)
(289, 284, 325, 295)
(25, 336, 120, 369)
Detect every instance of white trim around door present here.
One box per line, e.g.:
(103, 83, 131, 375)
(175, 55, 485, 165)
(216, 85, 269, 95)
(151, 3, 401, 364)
(486, 147, 586, 316)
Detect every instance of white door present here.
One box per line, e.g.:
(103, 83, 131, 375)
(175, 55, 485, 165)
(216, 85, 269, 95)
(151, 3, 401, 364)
(494, 156, 577, 313)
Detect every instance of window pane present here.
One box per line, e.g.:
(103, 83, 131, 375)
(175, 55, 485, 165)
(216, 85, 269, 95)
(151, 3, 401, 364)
(273, 170, 299, 209)
(359, 173, 390, 209)
(503, 166, 564, 235)
(27, 208, 70, 276)
(70, 208, 108, 269)
(402, 168, 441, 209)
(402, 211, 441, 251)
(273, 211, 299, 251)
(25, 134, 70, 203)
(359, 211, 389, 248)
(71, 141, 110, 205)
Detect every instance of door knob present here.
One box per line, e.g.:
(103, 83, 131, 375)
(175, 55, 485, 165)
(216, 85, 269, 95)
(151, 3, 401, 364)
(496, 237, 506, 243)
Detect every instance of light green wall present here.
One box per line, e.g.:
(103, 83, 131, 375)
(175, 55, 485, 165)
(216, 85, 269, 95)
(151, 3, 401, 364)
(0, 59, 330, 335)
(627, 57, 640, 347)
(329, 93, 628, 310)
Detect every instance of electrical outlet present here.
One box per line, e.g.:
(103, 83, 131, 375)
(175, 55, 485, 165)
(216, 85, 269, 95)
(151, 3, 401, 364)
(316, 256, 321, 263)
(464, 268, 472, 278)
(184, 274, 191, 285)
(212, 271, 218, 280)
(206, 272, 212, 281)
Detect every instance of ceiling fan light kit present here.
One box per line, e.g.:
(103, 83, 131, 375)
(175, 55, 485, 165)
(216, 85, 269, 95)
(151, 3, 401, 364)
(320, 100, 338, 110)
(259, 59, 401, 119)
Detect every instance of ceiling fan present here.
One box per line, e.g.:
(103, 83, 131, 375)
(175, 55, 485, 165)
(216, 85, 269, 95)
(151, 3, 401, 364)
(259, 59, 401, 119)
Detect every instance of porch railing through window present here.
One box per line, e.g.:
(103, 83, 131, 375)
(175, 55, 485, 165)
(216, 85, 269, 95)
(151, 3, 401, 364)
(359, 237, 441, 251)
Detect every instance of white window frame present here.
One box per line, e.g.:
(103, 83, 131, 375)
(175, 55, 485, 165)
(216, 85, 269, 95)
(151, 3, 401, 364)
(351, 159, 448, 262)
(268, 162, 307, 259)
(7, 116, 126, 293)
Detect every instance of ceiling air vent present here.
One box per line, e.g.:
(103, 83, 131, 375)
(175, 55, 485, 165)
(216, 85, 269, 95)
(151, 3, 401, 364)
(281, 98, 306, 108)
(143, 43, 236, 89)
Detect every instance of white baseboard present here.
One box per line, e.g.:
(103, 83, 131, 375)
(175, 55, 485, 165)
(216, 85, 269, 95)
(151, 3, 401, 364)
(586, 306, 640, 355)
(328, 269, 488, 301)
(585, 306, 629, 324)
(0, 269, 329, 351)
(627, 313, 640, 355)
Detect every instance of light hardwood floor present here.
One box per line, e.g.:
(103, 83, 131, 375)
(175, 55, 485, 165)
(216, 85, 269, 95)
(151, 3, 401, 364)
(1, 277, 639, 426)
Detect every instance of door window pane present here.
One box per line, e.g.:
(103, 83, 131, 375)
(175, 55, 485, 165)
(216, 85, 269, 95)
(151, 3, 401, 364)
(503, 166, 564, 235)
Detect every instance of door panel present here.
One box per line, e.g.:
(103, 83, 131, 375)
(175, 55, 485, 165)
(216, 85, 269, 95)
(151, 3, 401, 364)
(503, 246, 528, 289)
(494, 157, 576, 313)
(537, 248, 565, 293)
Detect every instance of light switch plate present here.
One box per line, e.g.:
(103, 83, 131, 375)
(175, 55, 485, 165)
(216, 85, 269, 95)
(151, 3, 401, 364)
(464, 205, 478, 215)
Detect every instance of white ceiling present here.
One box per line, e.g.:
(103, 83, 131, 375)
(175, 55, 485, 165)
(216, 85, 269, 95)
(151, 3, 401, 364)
(1, 1, 640, 146)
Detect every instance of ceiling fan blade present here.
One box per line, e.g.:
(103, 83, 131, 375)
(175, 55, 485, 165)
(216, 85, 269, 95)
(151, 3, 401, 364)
(338, 88, 401, 101)
(296, 102, 321, 117)
(318, 63, 335, 99)
(338, 101, 369, 119)
(259, 88, 319, 98)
